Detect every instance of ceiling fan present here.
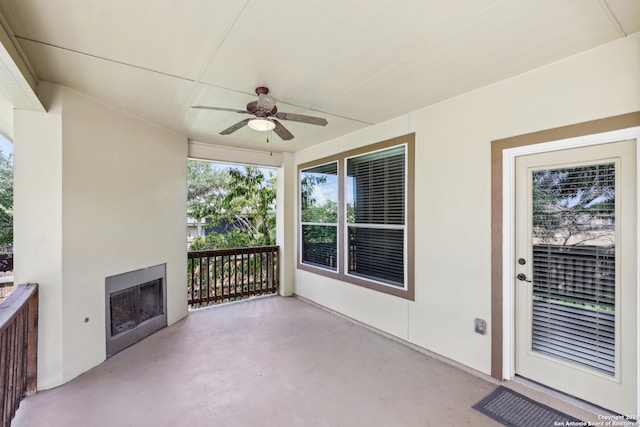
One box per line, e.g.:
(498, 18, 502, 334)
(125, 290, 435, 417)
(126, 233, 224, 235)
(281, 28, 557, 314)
(192, 87, 328, 141)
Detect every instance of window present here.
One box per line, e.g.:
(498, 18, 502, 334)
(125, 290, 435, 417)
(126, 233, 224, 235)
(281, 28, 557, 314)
(347, 146, 405, 286)
(300, 162, 339, 270)
(298, 134, 414, 300)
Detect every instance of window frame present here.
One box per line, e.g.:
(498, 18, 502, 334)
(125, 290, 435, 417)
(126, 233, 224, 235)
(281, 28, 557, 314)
(299, 160, 340, 271)
(344, 144, 407, 288)
(297, 133, 414, 300)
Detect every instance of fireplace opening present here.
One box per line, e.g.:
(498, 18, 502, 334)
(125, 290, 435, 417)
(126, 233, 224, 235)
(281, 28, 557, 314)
(110, 279, 163, 337)
(105, 264, 166, 358)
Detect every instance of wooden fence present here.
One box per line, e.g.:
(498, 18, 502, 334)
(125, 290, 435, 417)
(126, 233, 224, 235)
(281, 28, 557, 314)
(188, 246, 279, 306)
(0, 283, 38, 427)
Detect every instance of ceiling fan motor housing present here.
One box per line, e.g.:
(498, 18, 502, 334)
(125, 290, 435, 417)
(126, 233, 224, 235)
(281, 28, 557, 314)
(246, 100, 277, 117)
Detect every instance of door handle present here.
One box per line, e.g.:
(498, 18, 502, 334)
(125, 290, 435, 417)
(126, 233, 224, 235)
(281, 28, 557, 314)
(516, 273, 532, 283)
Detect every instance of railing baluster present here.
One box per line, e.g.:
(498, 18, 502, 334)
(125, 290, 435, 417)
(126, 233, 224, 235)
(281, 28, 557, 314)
(270, 250, 275, 292)
(194, 257, 200, 305)
(199, 256, 205, 304)
(265, 250, 269, 292)
(0, 329, 7, 427)
(265, 248, 268, 291)
(8, 321, 17, 423)
(225, 253, 229, 300)
(195, 257, 200, 304)
(3, 324, 9, 427)
(189, 257, 195, 307)
(220, 255, 229, 301)
(227, 253, 231, 299)
(245, 250, 250, 295)
(243, 250, 247, 296)
(269, 250, 272, 292)
(267, 250, 271, 292)
(236, 251, 240, 299)
(265, 250, 270, 292)
(275, 247, 280, 293)
(234, 250, 239, 299)
(25, 292, 38, 396)
(217, 254, 221, 303)
(252, 250, 257, 294)
(235, 252, 239, 299)
(213, 255, 218, 303)
(13, 316, 23, 417)
(242, 250, 247, 296)
(255, 249, 259, 293)
(205, 255, 211, 303)
(257, 250, 262, 292)
(12, 317, 19, 415)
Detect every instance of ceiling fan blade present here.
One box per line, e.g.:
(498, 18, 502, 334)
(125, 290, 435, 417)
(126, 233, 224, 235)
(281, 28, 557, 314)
(220, 118, 251, 135)
(274, 112, 328, 126)
(192, 106, 250, 114)
(272, 120, 294, 140)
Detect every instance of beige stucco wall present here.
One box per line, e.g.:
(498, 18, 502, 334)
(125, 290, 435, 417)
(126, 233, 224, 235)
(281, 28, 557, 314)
(293, 34, 640, 375)
(14, 83, 188, 389)
(13, 85, 65, 387)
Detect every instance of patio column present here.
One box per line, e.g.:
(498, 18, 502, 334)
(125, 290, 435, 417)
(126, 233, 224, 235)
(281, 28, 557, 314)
(13, 83, 65, 389)
(277, 152, 295, 296)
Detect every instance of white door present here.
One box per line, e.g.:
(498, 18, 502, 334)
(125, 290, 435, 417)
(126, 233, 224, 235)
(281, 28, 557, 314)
(515, 138, 637, 415)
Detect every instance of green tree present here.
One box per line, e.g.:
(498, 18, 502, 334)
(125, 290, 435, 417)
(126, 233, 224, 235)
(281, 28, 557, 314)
(0, 150, 12, 245)
(187, 163, 276, 250)
(532, 164, 615, 246)
(300, 171, 339, 246)
(187, 160, 229, 238)
(222, 166, 276, 246)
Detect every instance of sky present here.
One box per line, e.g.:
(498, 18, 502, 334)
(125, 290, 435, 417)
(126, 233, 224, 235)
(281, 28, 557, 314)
(209, 161, 275, 177)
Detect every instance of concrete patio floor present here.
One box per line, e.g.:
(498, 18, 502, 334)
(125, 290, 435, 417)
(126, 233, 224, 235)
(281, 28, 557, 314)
(12, 296, 604, 427)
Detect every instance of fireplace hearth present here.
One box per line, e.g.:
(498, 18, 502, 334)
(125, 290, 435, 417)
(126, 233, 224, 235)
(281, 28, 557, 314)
(105, 264, 166, 358)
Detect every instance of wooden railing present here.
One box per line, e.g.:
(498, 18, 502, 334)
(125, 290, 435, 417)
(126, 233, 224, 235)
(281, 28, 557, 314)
(188, 246, 279, 306)
(0, 283, 38, 427)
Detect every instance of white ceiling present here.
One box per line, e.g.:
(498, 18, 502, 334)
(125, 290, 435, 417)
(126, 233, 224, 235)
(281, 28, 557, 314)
(0, 0, 637, 152)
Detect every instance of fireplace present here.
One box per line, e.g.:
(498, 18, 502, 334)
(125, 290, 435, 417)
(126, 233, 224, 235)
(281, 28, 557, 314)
(105, 264, 167, 358)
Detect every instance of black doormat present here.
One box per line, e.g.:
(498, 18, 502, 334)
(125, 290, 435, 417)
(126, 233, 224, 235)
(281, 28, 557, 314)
(473, 386, 582, 427)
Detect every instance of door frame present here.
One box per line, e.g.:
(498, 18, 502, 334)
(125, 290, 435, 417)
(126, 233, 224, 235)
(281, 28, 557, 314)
(489, 112, 640, 403)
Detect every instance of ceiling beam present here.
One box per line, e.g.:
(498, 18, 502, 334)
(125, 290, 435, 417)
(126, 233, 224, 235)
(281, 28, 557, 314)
(0, 10, 45, 112)
(599, 0, 627, 37)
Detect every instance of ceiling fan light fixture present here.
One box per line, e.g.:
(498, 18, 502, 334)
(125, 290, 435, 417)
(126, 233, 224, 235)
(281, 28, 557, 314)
(248, 118, 276, 132)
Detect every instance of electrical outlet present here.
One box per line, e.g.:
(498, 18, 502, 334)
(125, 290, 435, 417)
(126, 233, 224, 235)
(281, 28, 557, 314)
(474, 318, 486, 335)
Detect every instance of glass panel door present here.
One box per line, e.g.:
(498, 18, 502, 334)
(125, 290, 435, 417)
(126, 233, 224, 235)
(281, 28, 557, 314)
(514, 139, 636, 415)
